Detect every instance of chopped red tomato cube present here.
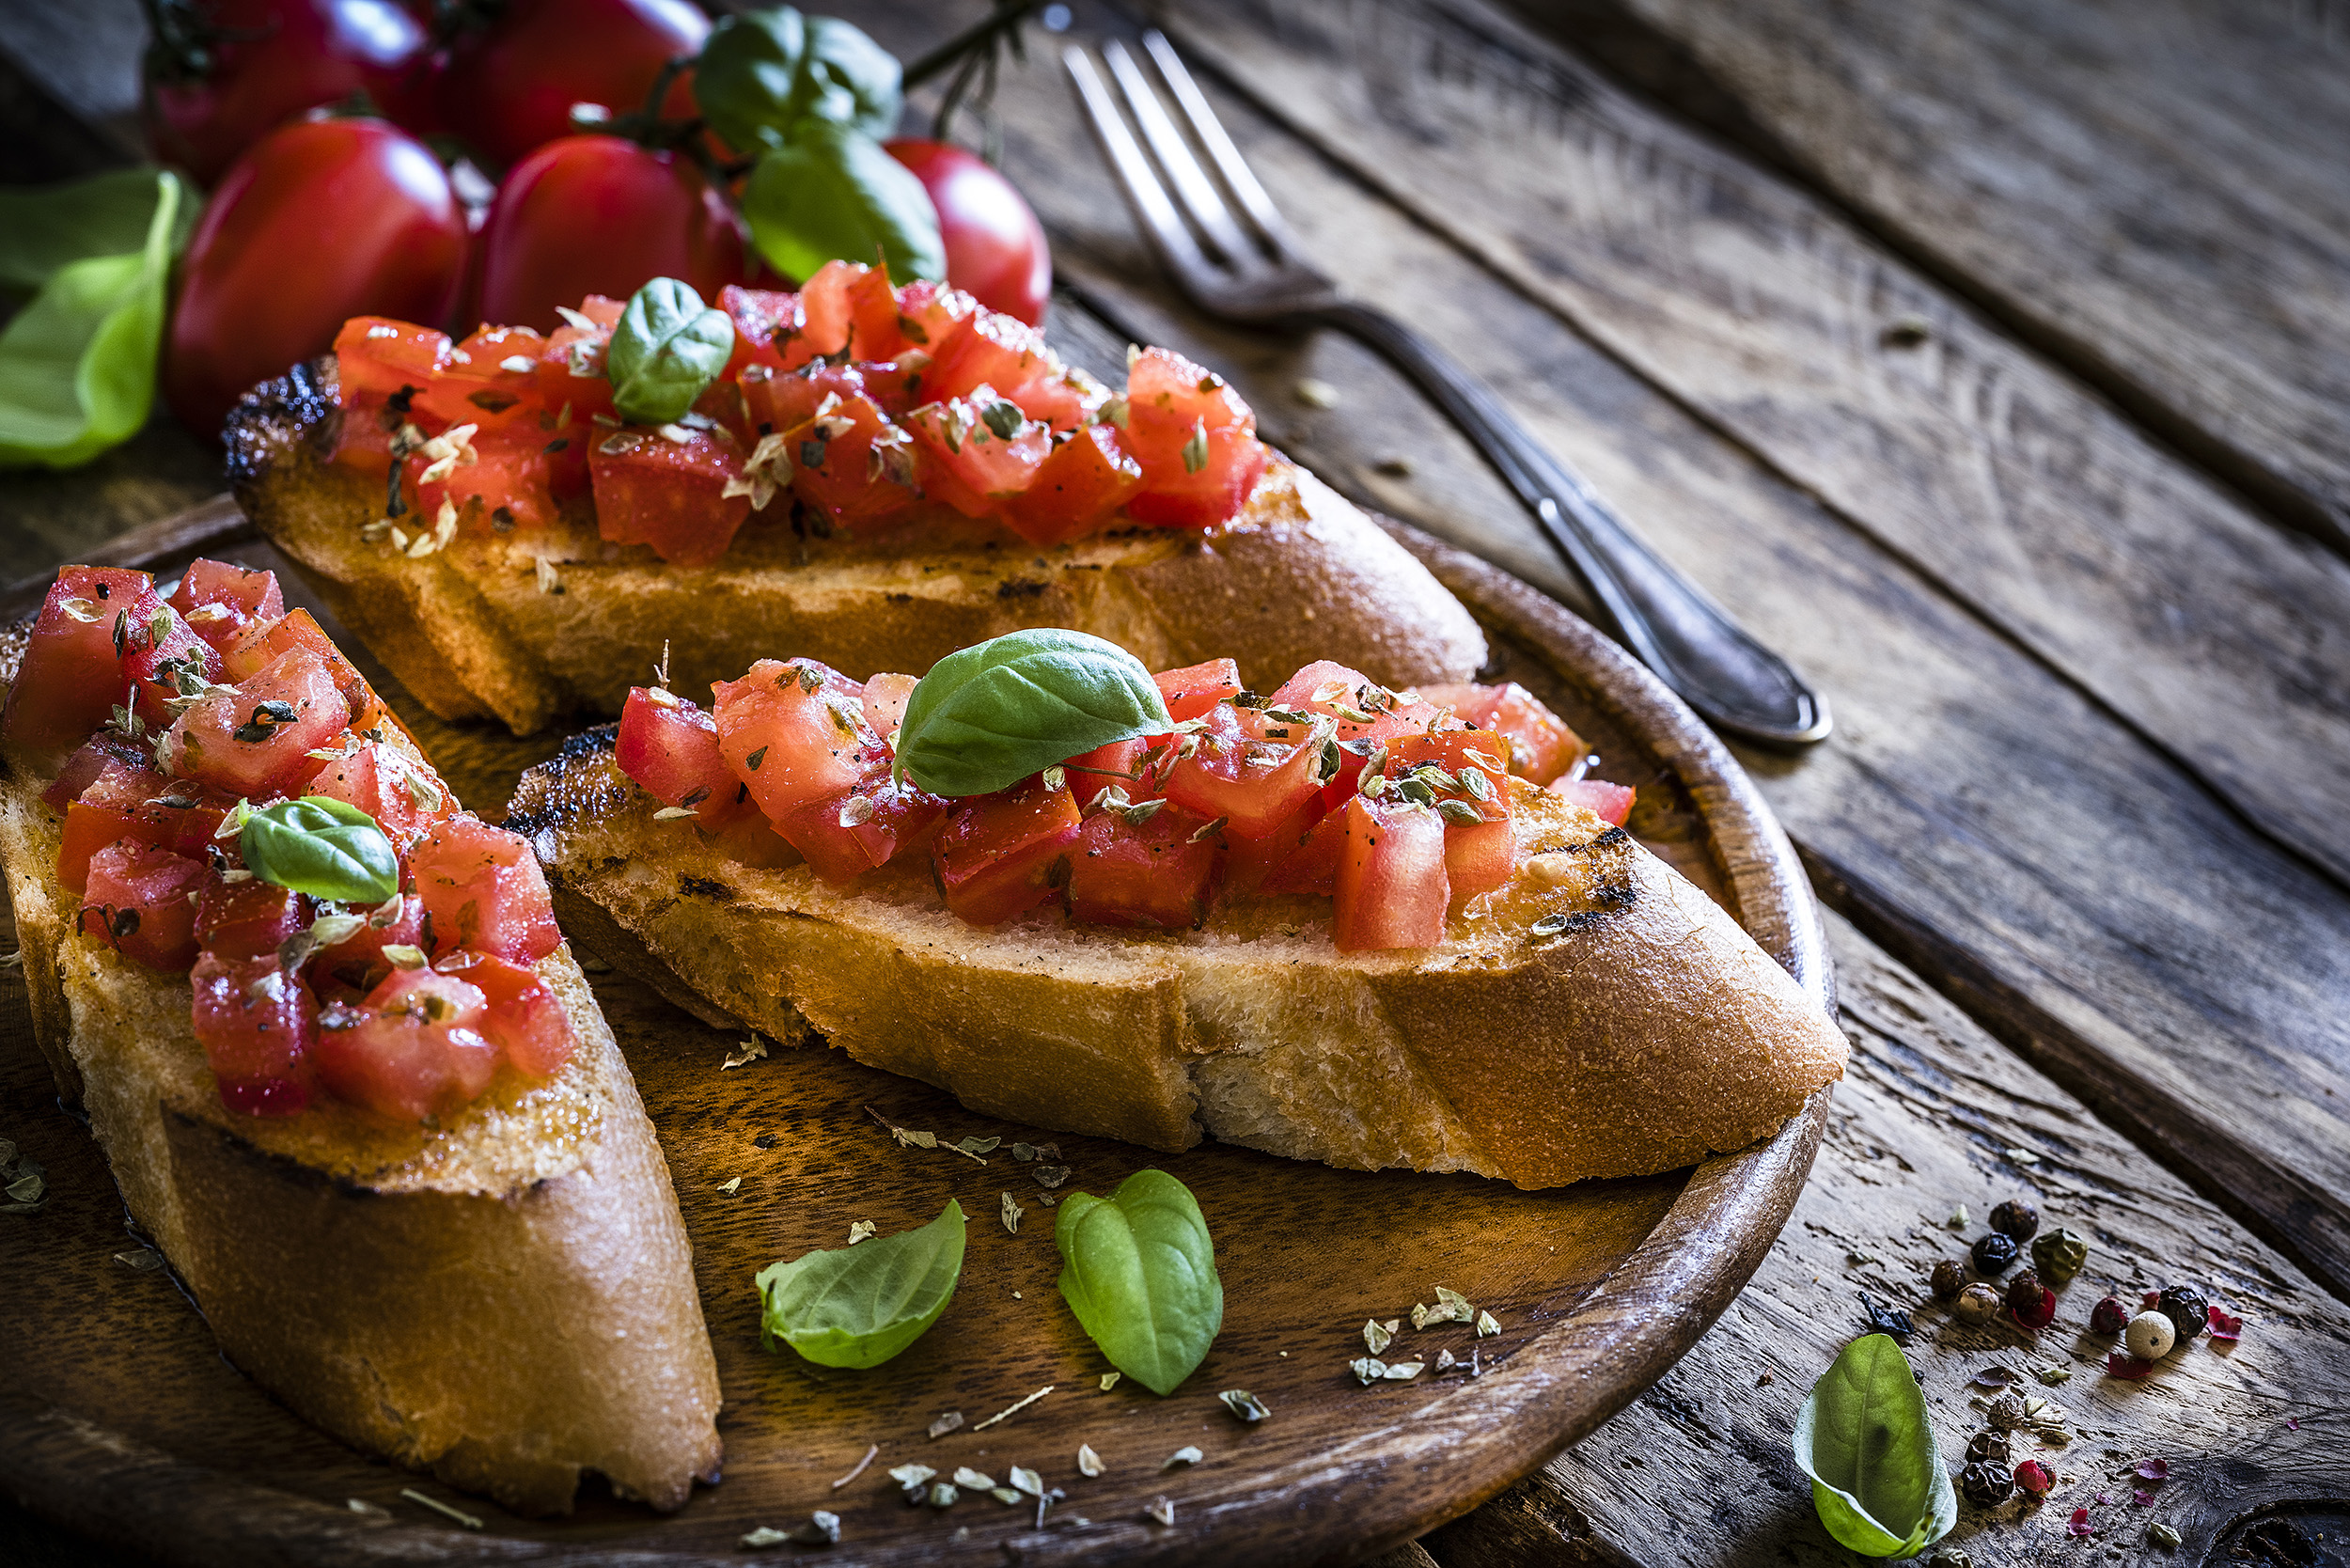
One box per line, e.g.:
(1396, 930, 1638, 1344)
(78, 839, 205, 971)
(588, 424, 754, 568)
(1548, 776, 1636, 827)
(1, 566, 150, 760)
(312, 893, 427, 999)
(412, 426, 562, 533)
(1067, 808, 1224, 929)
(1000, 425, 1145, 546)
(776, 771, 948, 885)
(713, 659, 885, 823)
(718, 283, 796, 379)
(1380, 732, 1514, 900)
(861, 672, 918, 745)
(1160, 703, 1328, 839)
(58, 761, 237, 895)
(905, 391, 1050, 511)
(887, 278, 979, 370)
(191, 952, 318, 1115)
(741, 367, 920, 530)
(455, 951, 575, 1076)
(196, 874, 306, 963)
(791, 259, 869, 364)
(39, 732, 149, 814)
(410, 816, 560, 964)
(1269, 660, 1449, 744)
(1154, 659, 1242, 722)
(161, 646, 351, 797)
(222, 609, 391, 739)
(119, 597, 223, 729)
(305, 738, 453, 846)
(1254, 807, 1346, 897)
(1421, 682, 1585, 784)
(1333, 797, 1449, 951)
(314, 967, 498, 1121)
(332, 317, 451, 478)
(1061, 733, 1162, 808)
(412, 324, 547, 431)
(166, 559, 284, 656)
(928, 309, 1104, 429)
(933, 777, 1082, 924)
(617, 686, 751, 821)
(535, 296, 620, 462)
(1118, 346, 1268, 528)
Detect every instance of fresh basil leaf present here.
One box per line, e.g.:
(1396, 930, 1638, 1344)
(894, 629, 1171, 797)
(0, 169, 192, 469)
(607, 277, 735, 427)
(756, 1198, 966, 1369)
(238, 796, 400, 906)
(1793, 1333, 1956, 1559)
(742, 120, 945, 288)
(1055, 1169, 1222, 1397)
(696, 7, 903, 153)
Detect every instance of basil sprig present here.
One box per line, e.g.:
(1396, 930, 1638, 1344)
(607, 278, 736, 427)
(237, 796, 400, 906)
(1055, 1169, 1222, 1397)
(696, 8, 903, 151)
(756, 1198, 967, 1368)
(1793, 1334, 1957, 1557)
(894, 629, 1172, 797)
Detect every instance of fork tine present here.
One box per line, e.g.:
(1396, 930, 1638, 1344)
(1065, 46, 1216, 288)
(1100, 39, 1261, 268)
(1139, 30, 1304, 258)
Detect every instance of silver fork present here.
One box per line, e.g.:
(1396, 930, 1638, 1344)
(1066, 30, 1830, 747)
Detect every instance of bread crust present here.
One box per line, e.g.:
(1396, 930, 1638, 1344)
(509, 730, 1847, 1188)
(226, 360, 1489, 734)
(0, 670, 722, 1516)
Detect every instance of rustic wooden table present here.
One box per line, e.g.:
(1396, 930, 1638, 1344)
(3, 1, 2346, 1564)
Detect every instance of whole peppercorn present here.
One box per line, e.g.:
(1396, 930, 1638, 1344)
(2125, 1309, 2177, 1360)
(2004, 1269, 2044, 1316)
(1931, 1260, 1967, 1300)
(2090, 1294, 2131, 1335)
(1961, 1460, 2014, 1506)
(1966, 1429, 2011, 1466)
(1984, 1389, 2028, 1431)
(2156, 1283, 2210, 1345)
(1989, 1198, 2040, 1242)
(2013, 1459, 2054, 1498)
(2030, 1228, 2090, 1289)
(1970, 1231, 2019, 1274)
(1954, 1283, 2001, 1325)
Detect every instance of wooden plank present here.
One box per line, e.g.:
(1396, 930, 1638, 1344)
(1425, 909, 2350, 1566)
(1153, 0, 2350, 898)
(856, 3, 2350, 1292)
(1504, 0, 2350, 561)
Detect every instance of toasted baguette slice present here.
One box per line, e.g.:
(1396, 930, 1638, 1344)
(0, 639, 722, 1517)
(509, 729, 1847, 1189)
(226, 359, 1490, 735)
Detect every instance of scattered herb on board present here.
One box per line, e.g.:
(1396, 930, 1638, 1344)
(971, 1385, 1053, 1432)
(755, 1199, 966, 1368)
(1793, 1333, 1957, 1558)
(0, 1137, 47, 1213)
(722, 1037, 768, 1070)
(893, 629, 1173, 796)
(1055, 1169, 1223, 1396)
(1219, 1389, 1270, 1423)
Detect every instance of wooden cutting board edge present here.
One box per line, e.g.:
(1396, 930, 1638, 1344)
(0, 504, 1836, 1568)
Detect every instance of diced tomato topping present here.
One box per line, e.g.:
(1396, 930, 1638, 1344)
(1269, 660, 1450, 745)
(617, 686, 751, 820)
(1161, 703, 1329, 839)
(1066, 808, 1224, 930)
(39, 732, 149, 814)
(861, 672, 917, 745)
(412, 426, 562, 534)
(77, 839, 206, 971)
(536, 297, 621, 462)
(1548, 776, 1637, 827)
(196, 874, 307, 963)
(331, 317, 452, 478)
(718, 283, 796, 379)
(222, 609, 391, 738)
(1154, 659, 1242, 722)
(451, 951, 574, 1076)
(776, 770, 948, 885)
(1380, 732, 1513, 901)
(887, 278, 979, 370)
(905, 390, 1051, 511)
(1061, 733, 1161, 808)
(1118, 346, 1268, 528)
(927, 309, 1104, 430)
(166, 559, 285, 656)
(314, 967, 499, 1121)
(1332, 798, 1450, 951)
(191, 952, 318, 1115)
(58, 761, 236, 896)
(1422, 682, 1585, 784)
(995, 425, 1143, 546)
(305, 738, 452, 846)
(741, 367, 920, 530)
(933, 777, 1082, 924)
(1, 567, 150, 760)
(791, 259, 868, 363)
(162, 646, 351, 797)
(588, 424, 754, 567)
(713, 659, 884, 823)
(411, 324, 547, 431)
(1255, 807, 1346, 897)
(409, 816, 560, 964)
(118, 596, 223, 729)
(310, 892, 428, 999)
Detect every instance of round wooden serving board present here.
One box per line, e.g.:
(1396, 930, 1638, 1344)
(0, 513, 1833, 1567)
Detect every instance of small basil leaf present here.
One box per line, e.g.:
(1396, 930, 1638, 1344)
(1055, 1169, 1222, 1397)
(0, 169, 192, 468)
(1793, 1333, 1956, 1558)
(607, 277, 735, 427)
(756, 1198, 966, 1368)
(695, 7, 902, 153)
(894, 629, 1171, 797)
(742, 121, 945, 288)
(238, 796, 400, 905)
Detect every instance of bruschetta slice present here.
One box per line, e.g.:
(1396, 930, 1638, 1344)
(225, 267, 1487, 735)
(509, 641, 1845, 1188)
(0, 560, 720, 1516)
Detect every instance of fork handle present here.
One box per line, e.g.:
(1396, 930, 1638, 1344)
(1311, 301, 1830, 746)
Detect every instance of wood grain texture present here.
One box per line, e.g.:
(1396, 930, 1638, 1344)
(1428, 906, 2350, 1567)
(0, 531, 1830, 1565)
(859, 0, 2350, 1296)
(1506, 0, 2350, 561)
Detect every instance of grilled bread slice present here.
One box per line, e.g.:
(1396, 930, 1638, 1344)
(0, 627, 722, 1518)
(225, 359, 1490, 736)
(509, 729, 1847, 1190)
